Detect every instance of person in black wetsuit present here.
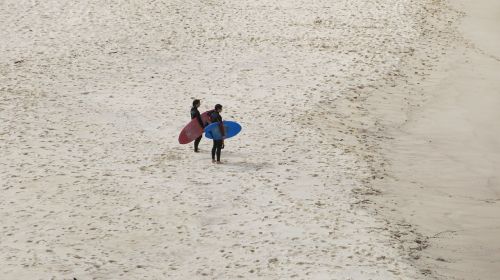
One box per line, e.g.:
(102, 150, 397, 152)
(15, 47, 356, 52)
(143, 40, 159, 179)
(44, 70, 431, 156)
(209, 104, 225, 163)
(190, 99, 204, 152)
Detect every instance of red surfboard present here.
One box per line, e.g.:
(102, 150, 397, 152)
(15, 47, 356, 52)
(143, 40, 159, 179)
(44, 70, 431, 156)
(178, 112, 211, 144)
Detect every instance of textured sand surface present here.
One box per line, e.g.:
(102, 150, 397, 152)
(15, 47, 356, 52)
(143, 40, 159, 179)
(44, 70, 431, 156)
(0, 0, 470, 279)
(372, 0, 500, 279)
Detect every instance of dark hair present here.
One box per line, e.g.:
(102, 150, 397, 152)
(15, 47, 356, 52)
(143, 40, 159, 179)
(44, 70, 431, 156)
(215, 104, 222, 110)
(192, 99, 200, 106)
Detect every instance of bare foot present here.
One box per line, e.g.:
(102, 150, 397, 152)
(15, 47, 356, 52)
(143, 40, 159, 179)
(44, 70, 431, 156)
(216, 161, 222, 164)
(212, 159, 216, 163)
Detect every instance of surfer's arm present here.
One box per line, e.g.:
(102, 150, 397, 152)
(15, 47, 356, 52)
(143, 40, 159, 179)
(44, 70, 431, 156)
(218, 118, 225, 137)
(196, 113, 204, 128)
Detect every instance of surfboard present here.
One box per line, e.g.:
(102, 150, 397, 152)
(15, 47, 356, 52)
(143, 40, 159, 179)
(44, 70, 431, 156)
(204, 121, 242, 140)
(178, 112, 211, 144)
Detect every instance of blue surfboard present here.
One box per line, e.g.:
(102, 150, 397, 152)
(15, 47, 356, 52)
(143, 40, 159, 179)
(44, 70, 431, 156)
(204, 121, 242, 140)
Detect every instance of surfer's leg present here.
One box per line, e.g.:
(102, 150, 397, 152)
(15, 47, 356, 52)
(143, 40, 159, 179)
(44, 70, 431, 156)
(215, 140, 222, 162)
(211, 140, 217, 161)
(194, 135, 202, 152)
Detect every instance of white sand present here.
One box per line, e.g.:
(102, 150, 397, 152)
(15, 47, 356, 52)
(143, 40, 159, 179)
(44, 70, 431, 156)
(0, 0, 486, 279)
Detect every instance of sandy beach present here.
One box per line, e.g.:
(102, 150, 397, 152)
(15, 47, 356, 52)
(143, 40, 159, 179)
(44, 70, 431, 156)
(371, 0, 500, 279)
(1, 0, 498, 279)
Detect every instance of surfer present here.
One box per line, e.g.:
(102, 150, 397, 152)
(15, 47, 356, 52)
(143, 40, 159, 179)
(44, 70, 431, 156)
(209, 104, 225, 163)
(190, 99, 204, 152)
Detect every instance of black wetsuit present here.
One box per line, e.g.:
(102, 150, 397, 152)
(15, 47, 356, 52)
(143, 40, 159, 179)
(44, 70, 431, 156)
(191, 106, 204, 152)
(209, 110, 224, 162)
